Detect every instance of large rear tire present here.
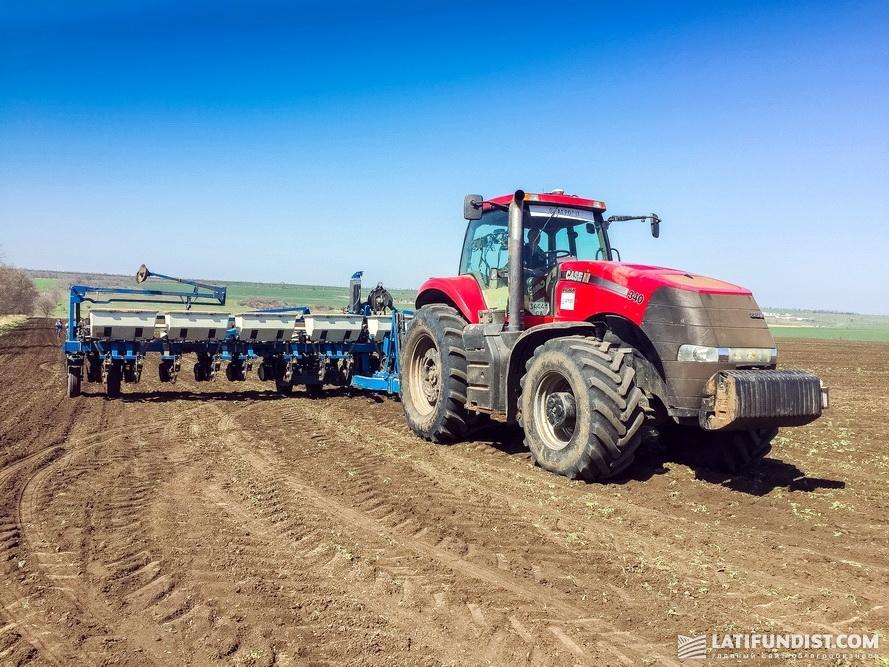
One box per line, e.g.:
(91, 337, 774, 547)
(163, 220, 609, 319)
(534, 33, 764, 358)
(400, 304, 469, 442)
(520, 337, 645, 481)
(665, 425, 777, 474)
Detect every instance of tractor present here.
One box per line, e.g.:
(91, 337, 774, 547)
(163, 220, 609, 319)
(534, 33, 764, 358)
(400, 190, 828, 480)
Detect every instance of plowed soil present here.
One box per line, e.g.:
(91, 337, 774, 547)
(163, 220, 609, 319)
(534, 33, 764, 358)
(0, 320, 886, 666)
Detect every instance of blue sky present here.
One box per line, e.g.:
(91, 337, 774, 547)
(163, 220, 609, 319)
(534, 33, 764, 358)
(1, 1, 887, 312)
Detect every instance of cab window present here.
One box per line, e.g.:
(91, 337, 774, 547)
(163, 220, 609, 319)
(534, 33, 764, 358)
(459, 210, 509, 309)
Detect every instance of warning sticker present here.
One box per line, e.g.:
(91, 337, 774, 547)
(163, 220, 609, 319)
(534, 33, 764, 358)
(560, 288, 576, 311)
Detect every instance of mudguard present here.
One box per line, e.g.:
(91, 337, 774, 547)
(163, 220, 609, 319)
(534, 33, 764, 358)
(416, 276, 487, 324)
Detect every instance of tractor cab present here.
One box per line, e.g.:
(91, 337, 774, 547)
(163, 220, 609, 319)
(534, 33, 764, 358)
(459, 192, 611, 318)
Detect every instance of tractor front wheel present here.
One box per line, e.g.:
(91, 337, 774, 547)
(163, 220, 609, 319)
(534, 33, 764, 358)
(400, 304, 469, 442)
(520, 337, 645, 481)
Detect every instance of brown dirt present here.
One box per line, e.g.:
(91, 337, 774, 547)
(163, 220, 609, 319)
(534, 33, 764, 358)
(0, 320, 886, 666)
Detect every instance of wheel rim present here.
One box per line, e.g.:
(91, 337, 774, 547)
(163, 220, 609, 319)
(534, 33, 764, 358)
(408, 331, 441, 416)
(532, 370, 577, 451)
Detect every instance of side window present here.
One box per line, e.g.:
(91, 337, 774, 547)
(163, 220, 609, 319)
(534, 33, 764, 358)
(571, 222, 604, 260)
(459, 210, 508, 285)
(459, 210, 510, 309)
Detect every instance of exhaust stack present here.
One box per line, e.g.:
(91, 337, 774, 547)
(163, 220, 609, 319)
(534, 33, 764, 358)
(507, 190, 525, 333)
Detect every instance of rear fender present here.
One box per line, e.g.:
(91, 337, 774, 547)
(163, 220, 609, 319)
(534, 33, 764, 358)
(416, 276, 486, 324)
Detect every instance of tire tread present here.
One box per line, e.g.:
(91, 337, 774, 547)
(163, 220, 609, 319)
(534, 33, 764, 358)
(521, 335, 646, 481)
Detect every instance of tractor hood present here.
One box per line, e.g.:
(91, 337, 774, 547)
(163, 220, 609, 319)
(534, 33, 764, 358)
(554, 261, 773, 418)
(556, 260, 752, 297)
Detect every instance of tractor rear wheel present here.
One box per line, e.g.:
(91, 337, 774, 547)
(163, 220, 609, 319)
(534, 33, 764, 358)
(401, 304, 469, 442)
(67, 370, 81, 398)
(520, 337, 645, 481)
(665, 425, 777, 474)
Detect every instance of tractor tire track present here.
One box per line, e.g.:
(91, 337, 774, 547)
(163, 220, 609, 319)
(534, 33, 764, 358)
(229, 398, 675, 665)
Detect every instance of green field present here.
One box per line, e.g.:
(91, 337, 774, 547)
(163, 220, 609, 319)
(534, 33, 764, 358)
(771, 326, 889, 342)
(765, 308, 889, 343)
(31, 277, 60, 292)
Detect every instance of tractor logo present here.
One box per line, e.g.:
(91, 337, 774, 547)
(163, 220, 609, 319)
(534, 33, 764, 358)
(564, 270, 589, 283)
(749, 311, 765, 319)
(676, 634, 707, 660)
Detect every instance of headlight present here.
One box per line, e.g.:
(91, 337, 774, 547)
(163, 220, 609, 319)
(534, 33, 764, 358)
(677, 345, 777, 364)
(677, 344, 720, 362)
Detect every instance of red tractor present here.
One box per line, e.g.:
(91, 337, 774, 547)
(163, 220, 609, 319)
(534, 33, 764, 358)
(400, 190, 827, 480)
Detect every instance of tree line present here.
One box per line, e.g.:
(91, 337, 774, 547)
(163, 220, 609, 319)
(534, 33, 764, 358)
(0, 263, 60, 317)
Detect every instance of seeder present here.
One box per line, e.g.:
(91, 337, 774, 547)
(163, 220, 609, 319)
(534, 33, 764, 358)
(63, 265, 408, 398)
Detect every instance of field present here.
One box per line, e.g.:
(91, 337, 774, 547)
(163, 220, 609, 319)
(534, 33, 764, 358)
(0, 315, 28, 337)
(767, 309, 889, 343)
(0, 319, 885, 665)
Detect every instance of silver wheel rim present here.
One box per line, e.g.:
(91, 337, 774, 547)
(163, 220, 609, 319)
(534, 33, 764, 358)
(408, 332, 441, 416)
(532, 370, 576, 451)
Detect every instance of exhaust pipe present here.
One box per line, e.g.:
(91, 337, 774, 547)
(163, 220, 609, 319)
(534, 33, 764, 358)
(507, 190, 525, 333)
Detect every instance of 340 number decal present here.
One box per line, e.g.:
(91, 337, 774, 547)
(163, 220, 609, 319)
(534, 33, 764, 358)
(625, 289, 645, 304)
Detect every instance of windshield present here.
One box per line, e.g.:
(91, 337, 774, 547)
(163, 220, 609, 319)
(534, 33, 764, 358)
(525, 205, 608, 263)
(459, 206, 609, 279)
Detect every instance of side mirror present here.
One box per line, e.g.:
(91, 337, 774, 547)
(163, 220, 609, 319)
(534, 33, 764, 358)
(650, 214, 661, 238)
(464, 194, 484, 220)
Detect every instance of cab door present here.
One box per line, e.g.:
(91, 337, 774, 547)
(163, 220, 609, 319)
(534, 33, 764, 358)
(458, 209, 510, 310)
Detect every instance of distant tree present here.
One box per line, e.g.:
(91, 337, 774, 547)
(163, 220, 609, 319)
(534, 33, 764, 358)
(36, 295, 57, 318)
(0, 265, 39, 315)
